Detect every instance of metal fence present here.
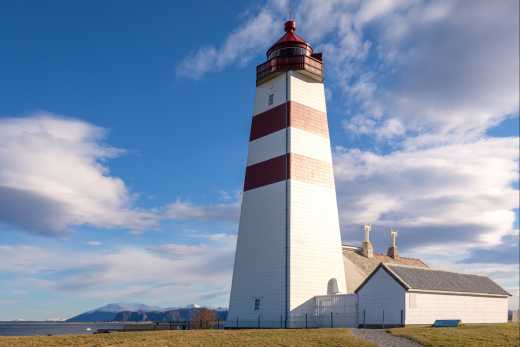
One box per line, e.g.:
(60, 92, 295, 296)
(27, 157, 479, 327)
(223, 313, 358, 329)
(143, 312, 358, 330)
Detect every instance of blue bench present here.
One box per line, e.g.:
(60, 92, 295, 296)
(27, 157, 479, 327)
(432, 319, 461, 327)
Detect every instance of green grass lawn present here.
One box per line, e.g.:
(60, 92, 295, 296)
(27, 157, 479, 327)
(389, 323, 520, 347)
(0, 328, 376, 347)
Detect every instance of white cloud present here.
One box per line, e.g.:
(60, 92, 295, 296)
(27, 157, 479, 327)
(338, 0, 519, 140)
(176, 8, 281, 79)
(86, 241, 102, 247)
(179, 0, 518, 141)
(174, 0, 519, 302)
(164, 198, 240, 222)
(0, 234, 236, 312)
(334, 137, 519, 251)
(0, 113, 158, 235)
(0, 112, 241, 236)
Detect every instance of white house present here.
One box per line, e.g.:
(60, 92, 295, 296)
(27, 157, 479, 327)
(356, 263, 511, 327)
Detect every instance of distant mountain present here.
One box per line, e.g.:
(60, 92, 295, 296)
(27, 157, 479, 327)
(66, 303, 163, 322)
(66, 310, 119, 322)
(88, 303, 163, 313)
(66, 303, 228, 322)
(185, 304, 201, 309)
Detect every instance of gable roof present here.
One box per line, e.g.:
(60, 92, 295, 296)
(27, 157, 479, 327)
(343, 248, 428, 277)
(356, 263, 511, 297)
(387, 264, 511, 296)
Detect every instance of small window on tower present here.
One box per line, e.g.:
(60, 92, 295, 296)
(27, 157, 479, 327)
(268, 94, 274, 106)
(253, 298, 261, 311)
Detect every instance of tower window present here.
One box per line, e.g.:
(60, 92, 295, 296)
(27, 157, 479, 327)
(268, 94, 274, 106)
(253, 298, 261, 311)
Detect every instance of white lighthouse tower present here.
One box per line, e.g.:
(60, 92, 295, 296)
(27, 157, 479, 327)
(228, 20, 346, 328)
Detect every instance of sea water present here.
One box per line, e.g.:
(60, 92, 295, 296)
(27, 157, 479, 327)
(0, 322, 127, 336)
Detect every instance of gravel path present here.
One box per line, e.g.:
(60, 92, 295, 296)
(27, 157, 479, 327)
(351, 329, 423, 347)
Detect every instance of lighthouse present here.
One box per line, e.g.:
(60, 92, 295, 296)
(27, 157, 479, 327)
(227, 20, 346, 328)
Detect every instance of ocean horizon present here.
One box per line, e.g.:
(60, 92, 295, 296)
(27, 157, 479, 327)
(0, 322, 134, 336)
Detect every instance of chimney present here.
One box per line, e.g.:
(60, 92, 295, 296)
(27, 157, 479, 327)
(361, 224, 374, 258)
(387, 229, 399, 259)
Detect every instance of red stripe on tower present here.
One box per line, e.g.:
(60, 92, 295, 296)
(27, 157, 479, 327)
(249, 101, 329, 141)
(243, 153, 333, 191)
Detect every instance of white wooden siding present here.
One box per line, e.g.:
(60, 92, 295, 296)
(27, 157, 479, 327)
(227, 181, 287, 326)
(254, 73, 286, 115)
(405, 292, 509, 324)
(357, 267, 406, 326)
(246, 127, 332, 166)
(288, 71, 327, 112)
(246, 129, 286, 165)
(289, 179, 346, 319)
(288, 127, 332, 163)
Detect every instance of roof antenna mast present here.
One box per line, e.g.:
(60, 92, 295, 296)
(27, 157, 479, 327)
(288, 0, 293, 20)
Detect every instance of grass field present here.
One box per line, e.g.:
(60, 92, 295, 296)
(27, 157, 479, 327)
(389, 323, 520, 347)
(0, 328, 377, 347)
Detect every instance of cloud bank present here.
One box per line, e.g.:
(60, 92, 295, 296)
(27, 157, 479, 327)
(0, 114, 158, 235)
(0, 233, 235, 315)
(174, 0, 519, 305)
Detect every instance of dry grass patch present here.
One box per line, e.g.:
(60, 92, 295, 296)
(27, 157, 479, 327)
(0, 328, 376, 347)
(389, 323, 520, 347)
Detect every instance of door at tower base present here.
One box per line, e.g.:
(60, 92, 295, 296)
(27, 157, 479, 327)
(226, 69, 346, 329)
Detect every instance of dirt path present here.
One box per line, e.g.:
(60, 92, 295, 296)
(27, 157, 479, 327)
(351, 329, 423, 347)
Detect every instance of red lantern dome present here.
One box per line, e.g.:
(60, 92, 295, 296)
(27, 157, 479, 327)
(256, 20, 323, 85)
(266, 20, 313, 59)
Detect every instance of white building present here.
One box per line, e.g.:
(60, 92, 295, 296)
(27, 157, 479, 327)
(226, 19, 511, 329)
(356, 263, 511, 327)
(227, 20, 346, 328)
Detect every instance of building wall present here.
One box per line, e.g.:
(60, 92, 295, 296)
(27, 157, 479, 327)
(247, 127, 331, 166)
(288, 179, 346, 318)
(343, 255, 368, 293)
(253, 73, 286, 115)
(289, 72, 326, 112)
(287, 71, 346, 323)
(227, 181, 287, 327)
(357, 268, 406, 327)
(228, 70, 346, 328)
(228, 74, 288, 327)
(405, 292, 509, 324)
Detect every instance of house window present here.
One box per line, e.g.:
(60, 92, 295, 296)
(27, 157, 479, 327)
(254, 298, 261, 311)
(268, 94, 274, 106)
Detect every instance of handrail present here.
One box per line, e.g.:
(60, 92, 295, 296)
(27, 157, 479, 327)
(256, 55, 323, 84)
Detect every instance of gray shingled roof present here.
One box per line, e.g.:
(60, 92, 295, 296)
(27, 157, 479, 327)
(386, 264, 511, 296)
(343, 249, 428, 276)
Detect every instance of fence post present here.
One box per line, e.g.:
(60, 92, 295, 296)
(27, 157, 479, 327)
(305, 313, 308, 329)
(217, 319, 220, 329)
(330, 312, 333, 328)
(382, 310, 385, 329)
(363, 310, 366, 328)
(280, 315, 283, 329)
(187, 320, 191, 330)
(236, 316, 239, 328)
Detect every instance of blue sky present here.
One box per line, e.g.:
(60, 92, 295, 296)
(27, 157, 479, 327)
(0, 0, 518, 320)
